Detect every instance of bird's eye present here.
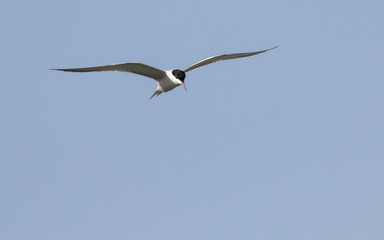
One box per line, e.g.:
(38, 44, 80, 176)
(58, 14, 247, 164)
(172, 69, 186, 81)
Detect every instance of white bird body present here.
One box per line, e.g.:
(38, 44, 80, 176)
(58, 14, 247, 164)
(160, 70, 184, 92)
(53, 46, 278, 99)
(150, 70, 186, 99)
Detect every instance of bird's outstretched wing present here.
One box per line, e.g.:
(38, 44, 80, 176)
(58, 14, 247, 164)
(53, 62, 166, 81)
(183, 46, 279, 73)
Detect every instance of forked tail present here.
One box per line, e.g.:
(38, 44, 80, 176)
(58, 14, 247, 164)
(149, 88, 162, 100)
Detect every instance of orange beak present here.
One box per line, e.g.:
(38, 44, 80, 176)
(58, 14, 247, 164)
(181, 82, 187, 92)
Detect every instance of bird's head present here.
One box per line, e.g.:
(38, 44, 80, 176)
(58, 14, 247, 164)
(172, 69, 187, 91)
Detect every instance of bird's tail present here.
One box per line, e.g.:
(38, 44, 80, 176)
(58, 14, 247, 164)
(149, 88, 162, 100)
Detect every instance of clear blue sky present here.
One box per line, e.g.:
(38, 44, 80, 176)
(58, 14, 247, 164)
(1, 0, 383, 239)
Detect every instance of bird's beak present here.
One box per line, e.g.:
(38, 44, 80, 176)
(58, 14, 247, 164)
(181, 82, 187, 92)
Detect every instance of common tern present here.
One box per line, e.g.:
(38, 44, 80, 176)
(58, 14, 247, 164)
(53, 46, 278, 99)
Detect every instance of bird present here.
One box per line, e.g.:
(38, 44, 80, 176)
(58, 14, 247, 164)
(53, 46, 278, 99)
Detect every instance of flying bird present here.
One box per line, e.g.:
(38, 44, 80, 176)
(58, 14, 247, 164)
(53, 46, 278, 99)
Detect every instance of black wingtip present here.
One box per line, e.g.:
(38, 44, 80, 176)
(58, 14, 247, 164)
(268, 45, 279, 51)
(50, 68, 78, 72)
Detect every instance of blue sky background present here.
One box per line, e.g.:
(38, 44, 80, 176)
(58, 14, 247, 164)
(1, 0, 383, 239)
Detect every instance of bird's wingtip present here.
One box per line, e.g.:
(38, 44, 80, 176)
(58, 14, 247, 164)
(269, 45, 279, 50)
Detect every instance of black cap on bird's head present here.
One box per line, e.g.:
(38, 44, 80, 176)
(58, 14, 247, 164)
(172, 69, 186, 91)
